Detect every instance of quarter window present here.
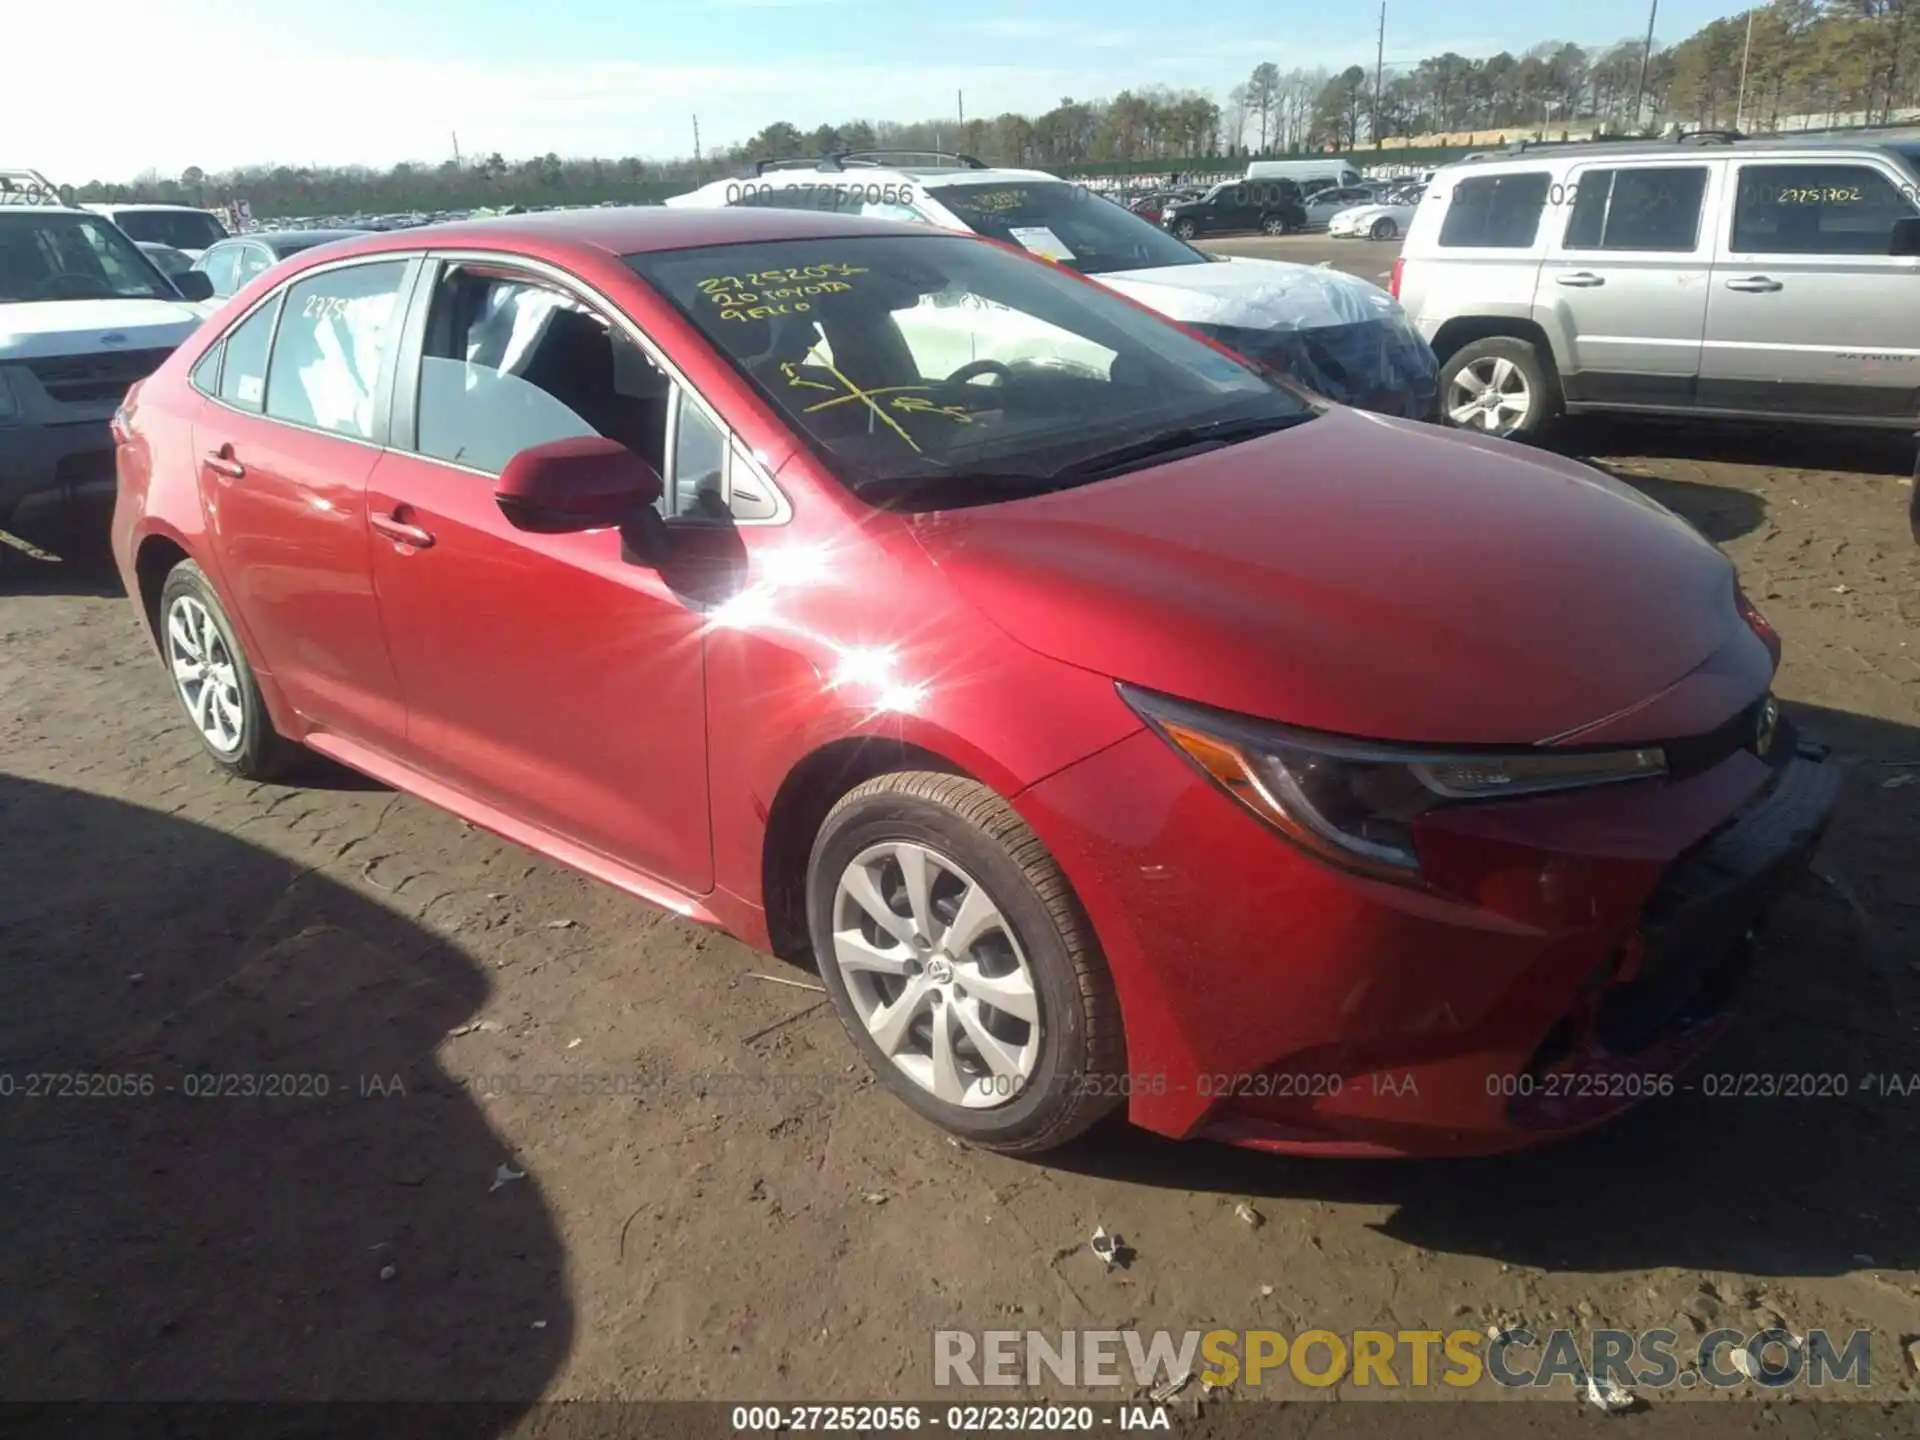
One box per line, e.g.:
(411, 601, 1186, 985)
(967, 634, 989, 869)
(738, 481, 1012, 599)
(671, 391, 728, 518)
(217, 295, 281, 413)
(265, 261, 409, 440)
(1438, 173, 1551, 248)
(1731, 163, 1918, 255)
(413, 268, 671, 476)
(1563, 166, 1709, 252)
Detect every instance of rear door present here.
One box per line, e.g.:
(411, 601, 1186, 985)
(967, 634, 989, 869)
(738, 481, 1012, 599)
(1701, 156, 1920, 420)
(193, 257, 417, 745)
(1537, 159, 1721, 408)
(1405, 168, 1553, 350)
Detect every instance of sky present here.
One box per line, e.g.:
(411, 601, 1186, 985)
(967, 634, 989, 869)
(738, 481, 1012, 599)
(12, 0, 1751, 182)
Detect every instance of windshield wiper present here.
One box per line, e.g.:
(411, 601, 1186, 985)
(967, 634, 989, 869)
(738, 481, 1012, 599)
(1051, 413, 1313, 482)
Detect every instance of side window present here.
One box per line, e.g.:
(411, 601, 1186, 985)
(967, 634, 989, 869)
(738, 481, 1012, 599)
(1563, 167, 1709, 252)
(189, 342, 222, 396)
(1731, 163, 1919, 255)
(217, 295, 280, 413)
(670, 390, 728, 518)
(198, 246, 242, 298)
(1439, 172, 1551, 248)
(414, 268, 671, 476)
(265, 261, 409, 440)
(235, 244, 275, 288)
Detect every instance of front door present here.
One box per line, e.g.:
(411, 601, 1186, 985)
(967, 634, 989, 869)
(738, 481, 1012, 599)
(365, 260, 715, 892)
(195, 259, 416, 745)
(1701, 157, 1920, 419)
(1536, 160, 1719, 409)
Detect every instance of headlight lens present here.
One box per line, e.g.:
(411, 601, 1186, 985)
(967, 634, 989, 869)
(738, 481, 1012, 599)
(1121, 685, 1667, 883)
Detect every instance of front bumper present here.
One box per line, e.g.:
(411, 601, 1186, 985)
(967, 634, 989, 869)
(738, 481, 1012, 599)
(0, 352, 171, 524)
(1016, 721, 1838, 1157)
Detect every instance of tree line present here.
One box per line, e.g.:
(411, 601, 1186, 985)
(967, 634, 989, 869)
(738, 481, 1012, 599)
(70, 0, 1920, 218)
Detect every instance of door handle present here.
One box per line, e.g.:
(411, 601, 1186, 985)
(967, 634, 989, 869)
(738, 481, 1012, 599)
(1725, 276, 1784, 292)
(202, 446, 245, 480)
(1555, 272, 1606, 287)
(369, 508, 435, 550)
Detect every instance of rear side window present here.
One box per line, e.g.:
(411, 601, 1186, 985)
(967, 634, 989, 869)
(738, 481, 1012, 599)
(1439, 173, 1550, 248)
(1731, 162, 1919, 255)
(217, 295, 280, 412)
(1563, 167, 1709, 252)
(264, 261, 409, 440)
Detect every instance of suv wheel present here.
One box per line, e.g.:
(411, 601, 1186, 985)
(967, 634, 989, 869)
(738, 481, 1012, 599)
(1370, 217, 1399, 241)
(807, 772, 1126, 1154)
(1173, 219, 1198, 240)
(1439, 337, 1559, 440)
(1260, 215, 1289, 236)
(159, 561, 300, 779)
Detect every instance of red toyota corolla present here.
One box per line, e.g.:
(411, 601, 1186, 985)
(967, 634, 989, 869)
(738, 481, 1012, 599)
(112, 207, 1838, 1158)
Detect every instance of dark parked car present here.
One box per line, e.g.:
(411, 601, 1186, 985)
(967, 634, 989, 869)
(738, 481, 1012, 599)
(1161, 180, 1307, 239)
(192, 229, 369, 301)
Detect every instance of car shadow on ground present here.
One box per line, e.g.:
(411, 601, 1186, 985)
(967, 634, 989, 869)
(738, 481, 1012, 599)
(0, 775, 571, 1413)
(1052, 702, 1920, 1284)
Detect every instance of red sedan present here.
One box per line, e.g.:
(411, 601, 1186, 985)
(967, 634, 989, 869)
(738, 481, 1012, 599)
(112, 207, 1838, 1157)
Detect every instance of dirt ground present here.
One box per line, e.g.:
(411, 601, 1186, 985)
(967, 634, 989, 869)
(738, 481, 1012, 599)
(1, 411, 1917, 1427)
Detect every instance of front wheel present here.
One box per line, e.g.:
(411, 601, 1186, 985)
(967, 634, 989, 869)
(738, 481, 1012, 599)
(1438, 336, 1561, 441)
(1173, 219, 1198, 240)
(1370, 217, 1399, 241)
(158, 560, 301, 779)
(807, 772, 1126, 1154)
(1260, 214, 1289, 236)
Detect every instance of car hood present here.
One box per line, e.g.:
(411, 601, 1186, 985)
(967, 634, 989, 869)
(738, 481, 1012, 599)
(1096, 256, 1404, 334)
(0, 298, 204, 360)
(912, 408, 1750, 745)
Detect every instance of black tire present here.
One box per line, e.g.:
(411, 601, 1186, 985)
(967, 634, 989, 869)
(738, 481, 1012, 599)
(1370, 217, 1399, 241)
(1437, 335, 1562, 442)
(157, 560, 301, 779)
(1173, 219, 1198, 240)
(1260, 214, 1289, 236)
(806, 771, 1127, 1155)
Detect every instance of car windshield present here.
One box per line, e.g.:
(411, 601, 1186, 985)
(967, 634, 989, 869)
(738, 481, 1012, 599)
(629, 233, 1310, 508)
(930, 181, 1207, 275)
(111, 210, 227, 250)
(0, 213, 176, 303)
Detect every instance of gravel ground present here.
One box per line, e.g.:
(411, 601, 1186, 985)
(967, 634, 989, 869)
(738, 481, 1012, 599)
(1, 411, 1916, 1425)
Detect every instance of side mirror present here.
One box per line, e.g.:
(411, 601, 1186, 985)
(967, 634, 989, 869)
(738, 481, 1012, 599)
(494, 436, 664, 535)
(1891, 217, 1920, 257)
(173, 269, 215, 302)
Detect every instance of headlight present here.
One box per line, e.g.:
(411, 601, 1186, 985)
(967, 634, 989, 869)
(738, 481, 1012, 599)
(1121, 685, 1667, 883)
(0, 368, 19, 425)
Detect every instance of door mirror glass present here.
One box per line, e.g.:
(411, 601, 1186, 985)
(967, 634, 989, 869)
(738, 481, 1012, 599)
(495, 436, 663, 534)
(1892, 216, 1920, 257)
(172, 268, 215, 302)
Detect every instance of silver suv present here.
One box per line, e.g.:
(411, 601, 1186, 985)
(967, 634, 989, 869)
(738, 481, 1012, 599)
(1393, 133, 1920, 438)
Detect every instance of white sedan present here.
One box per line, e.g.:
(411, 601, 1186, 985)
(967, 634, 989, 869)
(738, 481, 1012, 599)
(1328, 191, 1424, 241)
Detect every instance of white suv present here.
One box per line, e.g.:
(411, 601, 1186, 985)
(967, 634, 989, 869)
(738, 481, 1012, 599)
(1394, 134, 1920, 439)
(1, 172, 210, 540)
(668, 151, 1438, 421)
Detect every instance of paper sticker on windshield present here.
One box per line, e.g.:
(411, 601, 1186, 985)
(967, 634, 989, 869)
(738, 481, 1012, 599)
(1007, 227, 1075, 262)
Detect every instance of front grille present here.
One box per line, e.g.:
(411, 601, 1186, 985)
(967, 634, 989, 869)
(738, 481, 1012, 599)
(24, 347, 173, 405)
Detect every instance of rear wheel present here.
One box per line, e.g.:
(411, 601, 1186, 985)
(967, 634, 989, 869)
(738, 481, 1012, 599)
(1260, 214, 1290, 236)
(159, 561, 300, 779)
(1439, 337, 1560, 441)
(807, 772, 1126, 1154)
(1370, 217, 1399, 241)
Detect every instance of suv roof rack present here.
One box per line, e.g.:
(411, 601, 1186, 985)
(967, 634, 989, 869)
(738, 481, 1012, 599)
(1674, 128, 1746, 145)
(829, 149, 987, 171)
(0, 168, 65, 206)
(751, 156, 828, 177)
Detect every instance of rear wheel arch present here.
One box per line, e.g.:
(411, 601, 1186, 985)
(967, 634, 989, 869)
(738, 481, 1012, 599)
(134, 534, 194, 650)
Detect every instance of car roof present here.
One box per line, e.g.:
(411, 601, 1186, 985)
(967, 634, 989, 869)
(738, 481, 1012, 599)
(289, 205, 948, 265)
(216, 228, 368, 253)
(88, 202, 218, 214)
(1451, 134, 1920, 169)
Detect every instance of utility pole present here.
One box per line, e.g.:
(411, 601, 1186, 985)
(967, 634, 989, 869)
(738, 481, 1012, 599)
(692, 115, 703, 180)
(958, 90, 965, 129)
(1373, 1, 1387, 150)
(1631, 0, 1659, 135)
(451, 131, 462, 166)
(1735, 7, 1755, 133)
